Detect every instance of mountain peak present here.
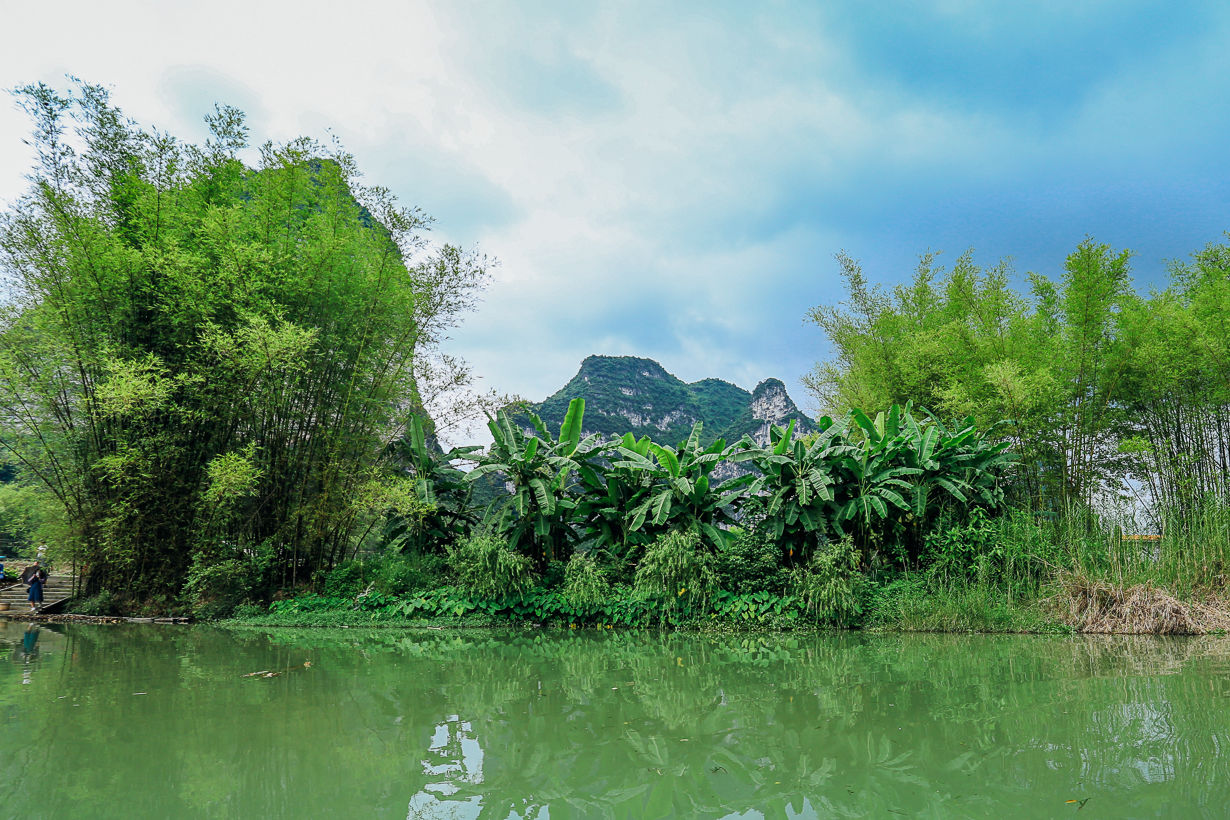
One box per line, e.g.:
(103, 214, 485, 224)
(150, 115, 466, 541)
(752, 378, 787, 398)
(578, 355, 669, 379)
(532, 356, 813, 446)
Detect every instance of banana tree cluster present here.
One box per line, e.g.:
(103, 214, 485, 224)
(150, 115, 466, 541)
(739, 404, 1014, 565)
(386, 415, 481, 553)
(611, 423, 754, 553)
(732, 417, 841, 563)
(404, 398, 1012, 572)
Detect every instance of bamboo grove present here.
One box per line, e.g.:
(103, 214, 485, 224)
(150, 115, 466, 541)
(806, 241, 1230, 527)
(0, 82, 486, 600)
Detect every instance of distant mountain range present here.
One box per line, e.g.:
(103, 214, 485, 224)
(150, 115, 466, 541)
(529, 355, 815, 446)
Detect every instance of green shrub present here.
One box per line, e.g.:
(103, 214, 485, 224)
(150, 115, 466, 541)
(231, 602, 267, 619)
(790, 535, 865, 627)
(562, 551, 610, 611)
(184, 550, 269, 620)
(634, 529, 717, 619)
(447, 534, 533, 599)
(269, 593, 352, 613)
(923, 507, 997, 584)
(321, 561, 367, 598)
(73, 590, 119, 616)
(374, 551, 446, 595)
(863, 573, 928, 626)
(712, 589, 801, 626)
(715, 515, 789, 594)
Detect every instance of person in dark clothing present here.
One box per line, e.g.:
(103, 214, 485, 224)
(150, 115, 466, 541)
(21, 560, 47, 612)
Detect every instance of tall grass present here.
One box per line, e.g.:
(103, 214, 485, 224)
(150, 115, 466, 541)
(871, 496, 1230, 633)
(1028, 495, 1230, 595)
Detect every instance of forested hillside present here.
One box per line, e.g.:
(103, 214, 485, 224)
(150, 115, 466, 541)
(532, 355, 814, 446)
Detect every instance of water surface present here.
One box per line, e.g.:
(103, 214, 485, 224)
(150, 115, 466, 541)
(1, 621, 1227, 818)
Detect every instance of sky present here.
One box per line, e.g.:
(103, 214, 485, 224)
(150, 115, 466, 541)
(2, 1, 1229, 437)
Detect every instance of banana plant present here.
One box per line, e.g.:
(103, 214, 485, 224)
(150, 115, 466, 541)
(386, 414, 482, 553)
(839, 404, 922, 527)
(834, 403, 1013, 564)
(731, 416, 849, 563)
(465, 398, 599, 566)
(899, 407, 1013, 515)
(614, 422, 754, 552)
(572, 431, 657, 561)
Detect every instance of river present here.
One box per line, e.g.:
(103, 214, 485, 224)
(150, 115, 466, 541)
(1, 621, 1226, 818)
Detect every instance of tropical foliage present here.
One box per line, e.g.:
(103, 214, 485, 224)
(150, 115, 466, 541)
(414, 396, 1012, 597)
(465, 398, 600, 567)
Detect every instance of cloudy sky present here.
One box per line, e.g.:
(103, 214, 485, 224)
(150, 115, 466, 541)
(3, 1, 1229, 431)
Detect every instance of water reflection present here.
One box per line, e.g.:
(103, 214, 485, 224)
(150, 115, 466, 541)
(1, 621, 64, 689)
(0, 626, 1227, 818)
(408, 717, 491, 819)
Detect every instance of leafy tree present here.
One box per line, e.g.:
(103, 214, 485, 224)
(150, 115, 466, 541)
(0, 81, 487, 600)
(805, 241, 1136, 511)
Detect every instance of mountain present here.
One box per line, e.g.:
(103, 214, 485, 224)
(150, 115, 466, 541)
(530, 355, 815, 446)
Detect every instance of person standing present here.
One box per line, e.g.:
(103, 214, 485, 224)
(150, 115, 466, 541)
(21, 560, 47, 612)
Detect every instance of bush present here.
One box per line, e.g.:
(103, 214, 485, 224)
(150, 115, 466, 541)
(373, 551, 446, 595)
(634, 529, 717, 619)
(73, 590, 119, 616)
(321, 561, 367, 598)
(790, 535, 865, 627)
(715, 518, 789, 594)
(562, 551, 610, 611)
(184, 545, 271, 620)
(923, 507, 997, 584)
(231, 602, 267, 619)
(447, 534, 533, 599)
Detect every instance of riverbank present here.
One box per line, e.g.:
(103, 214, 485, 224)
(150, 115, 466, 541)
(217, 578, 1230, 635)
(1, 612, 191, 625)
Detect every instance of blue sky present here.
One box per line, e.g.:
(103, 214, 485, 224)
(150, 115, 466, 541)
(3, 1, 1228, 439)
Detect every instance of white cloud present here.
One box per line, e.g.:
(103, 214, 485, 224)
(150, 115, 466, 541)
(4, 0, 1228, 450)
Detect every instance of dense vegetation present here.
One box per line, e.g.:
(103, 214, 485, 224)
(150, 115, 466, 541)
(806, 241, 1229, 523)
(231, 397, 1020, 628)
(0, 82, 486, 609)
(248, 240, 1230, 633)
(2, 82, 1226, 632)
(796, 240, 1230, 631)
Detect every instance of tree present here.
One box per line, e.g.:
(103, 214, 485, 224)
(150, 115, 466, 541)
(0, 81, 488, 601)
(804, 241, 1133, 511)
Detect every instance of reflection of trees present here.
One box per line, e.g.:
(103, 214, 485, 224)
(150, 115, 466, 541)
(1, 626, 1229, 817)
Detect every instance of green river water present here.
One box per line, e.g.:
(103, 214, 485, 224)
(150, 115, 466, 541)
(0, 620, 1227, 818)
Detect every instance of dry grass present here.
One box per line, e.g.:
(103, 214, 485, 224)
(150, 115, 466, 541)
(1054, 574, 1230, 634)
